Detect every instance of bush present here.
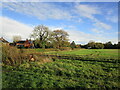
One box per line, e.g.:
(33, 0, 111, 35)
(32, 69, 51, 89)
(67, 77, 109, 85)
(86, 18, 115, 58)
(2, 44, 28, 66)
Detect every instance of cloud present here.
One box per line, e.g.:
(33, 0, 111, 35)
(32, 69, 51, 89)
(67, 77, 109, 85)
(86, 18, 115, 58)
(91, 28, 103, 33)
(94, 21, 111, 30)
(106, 16, 118, 23)
(66, 29, 118, 44)
(2, 2, 72, 20)
(74, 3, 101, 20)
(49, 26, 63, 31)
(74, 3, 112, 30)
(2, 2, 112, 30)
(105, 8, 118, 23)
(51, 25, 117, 44)
(107, 9, 114, 15)
(0, 16, 33, 42)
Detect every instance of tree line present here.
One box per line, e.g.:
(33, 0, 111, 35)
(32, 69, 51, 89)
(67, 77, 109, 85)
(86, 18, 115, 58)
(81, 41, 120, 49)
(13, 25, 120, 49)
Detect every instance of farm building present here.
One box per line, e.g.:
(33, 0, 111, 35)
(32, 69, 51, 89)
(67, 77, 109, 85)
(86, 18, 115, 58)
(15, 39, 34, 48)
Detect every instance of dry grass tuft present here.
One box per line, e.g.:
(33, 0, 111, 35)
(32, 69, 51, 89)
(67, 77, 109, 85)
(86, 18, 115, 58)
(2, 44, 54, 66)
(35, 56, 53, 64)
(2, 44, 28, 66)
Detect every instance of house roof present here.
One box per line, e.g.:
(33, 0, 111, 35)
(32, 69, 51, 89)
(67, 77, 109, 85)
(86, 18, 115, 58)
(0, 37, 9, 43)
(16, 40, 33, 44)
(16, 41, 26, 43)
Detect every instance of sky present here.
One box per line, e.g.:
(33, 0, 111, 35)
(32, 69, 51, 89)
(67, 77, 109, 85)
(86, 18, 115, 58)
(0, 1, 119, 44)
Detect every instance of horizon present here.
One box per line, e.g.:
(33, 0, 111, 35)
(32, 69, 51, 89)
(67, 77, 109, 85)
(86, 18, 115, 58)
(0, 2, 119, 44)
(1, 36, 118, 45)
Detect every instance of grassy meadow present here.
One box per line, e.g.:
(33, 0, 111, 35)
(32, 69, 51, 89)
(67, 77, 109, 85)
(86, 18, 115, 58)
(44, 49, 119, 58)
(2, 46, 120, 89)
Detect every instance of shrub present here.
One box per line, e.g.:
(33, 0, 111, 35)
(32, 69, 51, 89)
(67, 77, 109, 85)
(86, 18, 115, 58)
(2, 44, 28, 66)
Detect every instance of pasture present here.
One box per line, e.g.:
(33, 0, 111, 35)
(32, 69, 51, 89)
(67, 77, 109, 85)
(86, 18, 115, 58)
(2, 48, 120, 89)
(24, 48, 119, 57)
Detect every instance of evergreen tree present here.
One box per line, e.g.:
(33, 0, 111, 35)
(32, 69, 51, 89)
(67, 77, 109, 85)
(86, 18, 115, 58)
(70, 41, 76, 50)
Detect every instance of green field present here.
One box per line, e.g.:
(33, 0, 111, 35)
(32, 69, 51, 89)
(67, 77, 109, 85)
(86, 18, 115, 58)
(23, 48, 119, 57)
(2, 49, 120, 89)
(45, 49, 119, 56)
(43, 49, 119, 61)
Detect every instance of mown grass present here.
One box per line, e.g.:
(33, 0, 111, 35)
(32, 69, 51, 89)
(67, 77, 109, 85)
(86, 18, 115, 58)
(2, 59, 119, 88)
(21, 48, 119, 59)
(44, 49, 119, 59)
(45, 49, 118, 56)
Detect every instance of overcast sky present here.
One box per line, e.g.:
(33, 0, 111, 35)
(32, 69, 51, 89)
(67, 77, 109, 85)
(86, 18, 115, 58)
(0, 1, 119, 44)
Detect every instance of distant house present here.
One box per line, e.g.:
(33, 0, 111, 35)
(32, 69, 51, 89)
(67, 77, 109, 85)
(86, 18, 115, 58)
(0, 37, 9, 45)
(16, 39, 34, 48)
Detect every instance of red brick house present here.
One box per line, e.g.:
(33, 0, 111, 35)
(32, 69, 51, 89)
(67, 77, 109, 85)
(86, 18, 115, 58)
(16, 39, 34, 48)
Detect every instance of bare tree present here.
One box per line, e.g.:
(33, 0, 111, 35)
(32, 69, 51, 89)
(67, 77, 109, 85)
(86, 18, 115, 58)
(30, 25, 51, 48)
(52, 30, 69, 49)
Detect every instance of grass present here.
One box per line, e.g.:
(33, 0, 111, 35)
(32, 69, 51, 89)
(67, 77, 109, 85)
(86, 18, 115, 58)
(44, 49, 119, 59)
(2, 59, 119, 88)
(2, 46, 120, 89)
(45, 49, 118, 55)
(21, 48, 119, 59)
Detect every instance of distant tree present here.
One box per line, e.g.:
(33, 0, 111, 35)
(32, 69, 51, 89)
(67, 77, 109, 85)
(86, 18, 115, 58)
(94, 43, 104, 49)
(80, 44, 87, 49)
(51, 30, 69, 49)
(45, 41, 53, 48)
(117, 42, 120, 49)
(89, 40, 95, 43)
(87, 41, 104, 49)
(104, 41, 113, 49)
(30, 25, 51, 48)
(75, 44, 81, 48)
(63, 41, 70, 47)
(87, 41, 95, 49)
(113, 43, 118, 49)
(70, 41, 76, 50)
(13, 35, 21, 42)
